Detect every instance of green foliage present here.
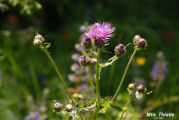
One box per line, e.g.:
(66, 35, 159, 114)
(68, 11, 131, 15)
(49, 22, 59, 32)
(0, 0, 41, 14)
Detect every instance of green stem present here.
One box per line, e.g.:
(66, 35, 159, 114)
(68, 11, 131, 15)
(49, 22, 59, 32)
(92, 48, 101, 120)
(42, 48, 73, 101)
(100, 56, 118, 68)
(92, 107, 98, 120)
(111, 49, 137, 102)
(120, 99, 130, 120)
(42, 48, 83, 120)
(95, 48, 101, 100)
(107, 63, 115, 95)
(88, 66, 96, 99)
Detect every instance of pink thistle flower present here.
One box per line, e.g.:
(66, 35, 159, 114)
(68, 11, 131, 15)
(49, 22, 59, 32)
(88, 22, 115, 47)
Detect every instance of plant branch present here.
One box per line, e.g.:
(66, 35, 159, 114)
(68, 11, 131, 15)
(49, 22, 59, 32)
(100, 55, 118, 68)
(111, 49, 137, 102)
(120, 99, 130, 120)
(42, 48, 84, 120)
(42, 48, 73, 102)
(95, 48, 101, 100)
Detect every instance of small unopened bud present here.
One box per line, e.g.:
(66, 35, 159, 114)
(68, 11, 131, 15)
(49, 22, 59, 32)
(81, 35, 92, 49)
(136, 84, 146, 93)
(137, 39, 147, 49)
(133, 35, 140, 45)
(72, 93, 83, 100)
(128, 83, 135, 90)
(127, 83, 135, 95)
(33, 34, 45, 46)
(79, 56, 90, 66)
(133, 35, 147, 49)
(54, 102, 63, 112)
(114, 44, 126, 57)
(65, 104, 72, 112)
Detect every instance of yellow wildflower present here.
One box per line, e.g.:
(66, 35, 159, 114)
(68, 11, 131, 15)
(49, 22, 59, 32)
(136, 57, 146, 66)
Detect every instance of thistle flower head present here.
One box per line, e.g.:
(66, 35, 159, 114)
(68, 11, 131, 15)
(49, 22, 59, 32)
(81, 34, 92, 49)
(114, 44, 126, 57)
(33, 34, 45, 46)
(88, 22, 115, 47)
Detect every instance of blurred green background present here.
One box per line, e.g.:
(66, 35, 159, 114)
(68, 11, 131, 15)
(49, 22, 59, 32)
(0, 0, 178, 120)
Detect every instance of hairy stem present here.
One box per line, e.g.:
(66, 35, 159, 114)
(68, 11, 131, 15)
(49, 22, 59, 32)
(111, 49, 137, 102)
(88, 66, 96, 99)
(42, 48, 73, 101)
(92, 48, 101, 120)
(42, 48, 84, 120)
(95, 48, 101, 100)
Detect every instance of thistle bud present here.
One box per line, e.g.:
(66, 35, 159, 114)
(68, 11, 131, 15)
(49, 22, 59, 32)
(127, 83, 135, 95)
(65, 104, 72, 112)
(72, 93, 83, 100)
(79, 56, 90, 66)
(114, 44, 126, 57)
(136, 84, 147, 93)
(137, 38, 147, 49)
(133, 35, 140, 45)
(54, 102, 63, 112)
(128, 83, 135, 90)
(33, 34, 45, 46)
(133, 35, 147, 49)
(81, 35, 92, 49)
